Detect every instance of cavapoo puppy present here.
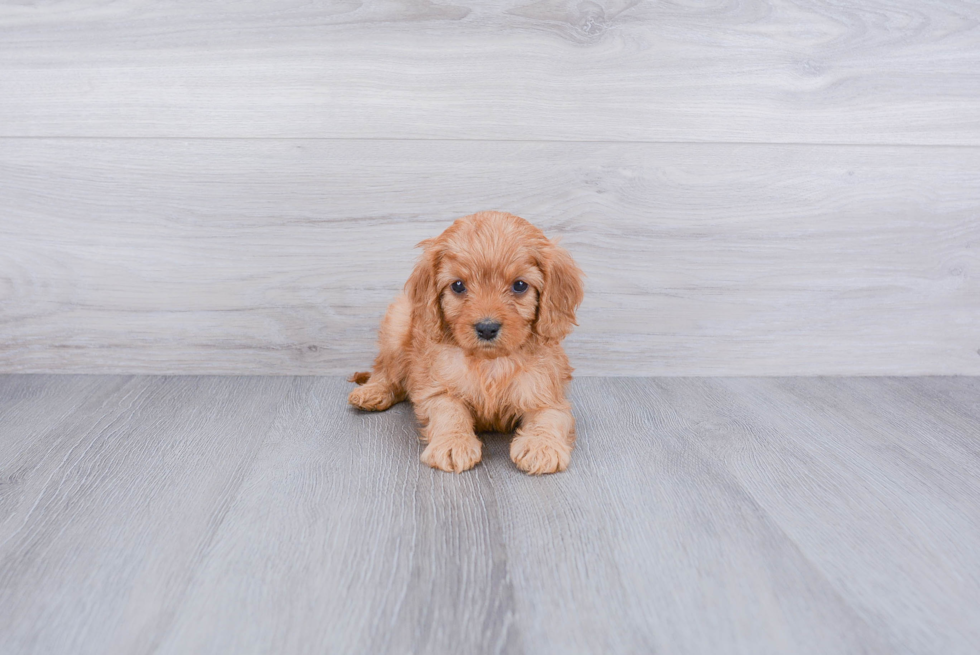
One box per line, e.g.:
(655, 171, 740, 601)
(348, 211, 584, 475)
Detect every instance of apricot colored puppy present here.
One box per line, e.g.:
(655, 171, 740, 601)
(348, 211, 584, 474)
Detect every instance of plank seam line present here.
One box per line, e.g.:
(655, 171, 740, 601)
(1, 136, 980, 149)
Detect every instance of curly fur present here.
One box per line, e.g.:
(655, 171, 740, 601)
(348, 211, 584, 474)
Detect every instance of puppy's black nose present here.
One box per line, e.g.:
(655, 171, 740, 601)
(474, 319, 501, 341)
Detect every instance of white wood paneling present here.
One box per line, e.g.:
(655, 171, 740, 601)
(2, 1, 979, 375)
(2, 139, 977, 375)
(1, 0, 979, 142)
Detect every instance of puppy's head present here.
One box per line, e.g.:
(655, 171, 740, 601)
(405, 211, 584, 356)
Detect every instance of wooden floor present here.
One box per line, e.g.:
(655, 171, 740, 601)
(1, 375, 978, 654)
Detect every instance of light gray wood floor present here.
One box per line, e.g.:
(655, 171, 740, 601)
(1, 375, 978, 654)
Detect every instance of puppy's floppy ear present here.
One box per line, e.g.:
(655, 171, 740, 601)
(535, 240, 584, 341)
(404, 237, 445, 338)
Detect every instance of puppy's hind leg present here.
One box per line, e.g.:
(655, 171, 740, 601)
(348, 294, 411, 411)
(348, 365, 405, 412)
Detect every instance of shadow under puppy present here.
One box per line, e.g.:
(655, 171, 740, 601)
(349, 211, 584, 474)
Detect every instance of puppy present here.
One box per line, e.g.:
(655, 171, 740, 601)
(348, 211, 584, 474)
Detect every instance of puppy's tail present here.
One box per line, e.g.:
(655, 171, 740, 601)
(348, 371, 371, 385)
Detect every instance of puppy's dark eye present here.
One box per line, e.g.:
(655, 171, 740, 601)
(512, 280, 528, 293)
(451, 280, 466, 294)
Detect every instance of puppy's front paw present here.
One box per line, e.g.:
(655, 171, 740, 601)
(348, 384, 393, 411)
(510, 434, 571, 475)
(421, 436, 482, 473)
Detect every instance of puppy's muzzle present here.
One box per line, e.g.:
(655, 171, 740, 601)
(474, 319, 501, 342)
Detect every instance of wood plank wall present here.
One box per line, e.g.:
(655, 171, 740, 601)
(1, 1, 978, 375)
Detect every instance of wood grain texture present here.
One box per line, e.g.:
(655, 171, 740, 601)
(630, 376, 980, 652)
(1, 1, 979, 143)
(0, 376, 293, 655)
(2, 139, 978, 376)
(1, 375, 978, 654)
